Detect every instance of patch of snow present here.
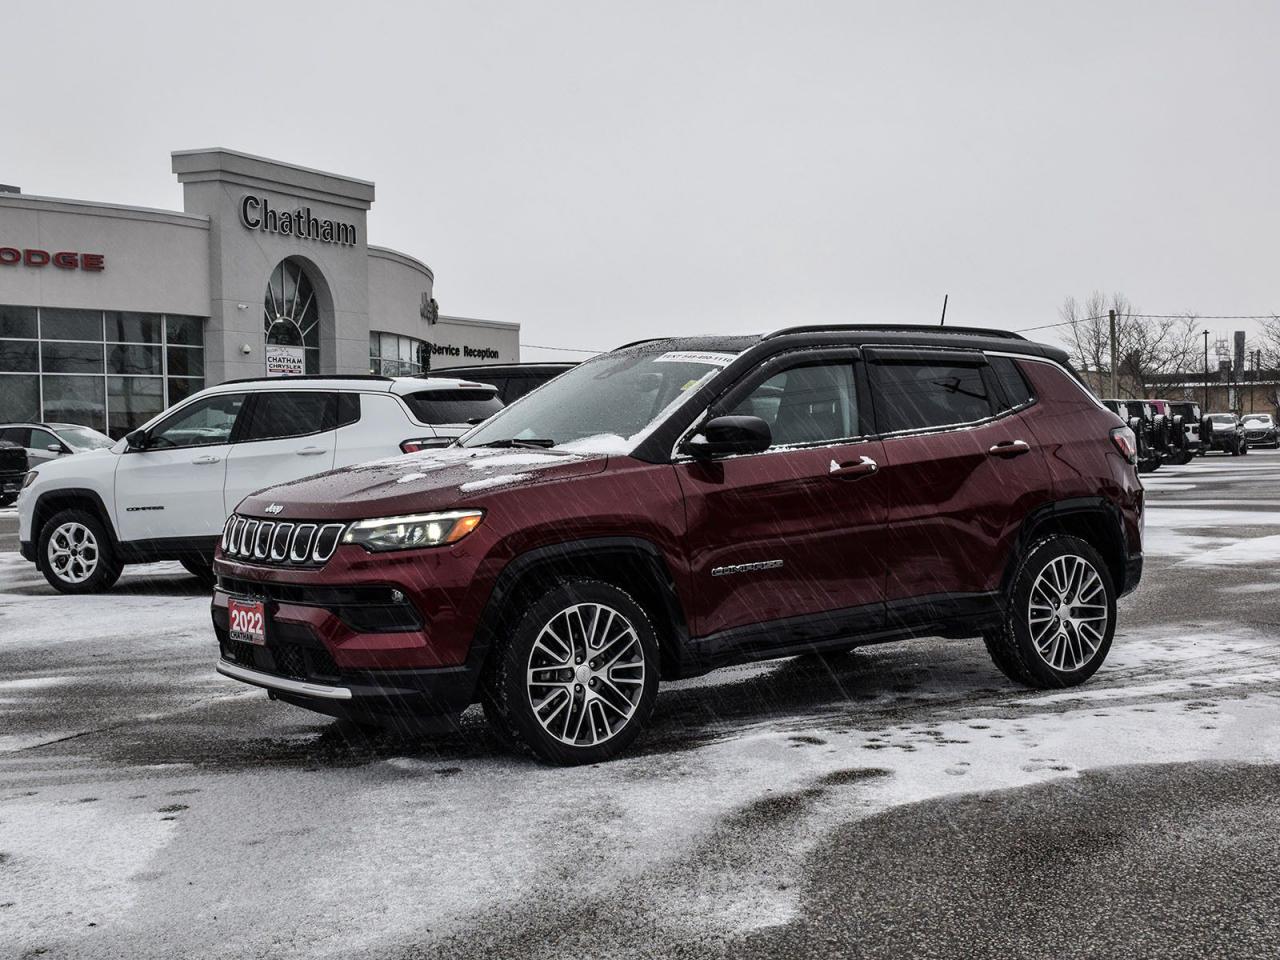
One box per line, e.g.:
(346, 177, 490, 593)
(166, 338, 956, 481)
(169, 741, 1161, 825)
(458, 473, 532, 492)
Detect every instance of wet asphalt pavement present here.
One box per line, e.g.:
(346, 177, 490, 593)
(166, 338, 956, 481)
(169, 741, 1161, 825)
(2, 451, 1280, 959)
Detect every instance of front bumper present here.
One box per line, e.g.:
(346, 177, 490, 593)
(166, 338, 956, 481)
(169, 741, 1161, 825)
(1244, 431, 1277, 445)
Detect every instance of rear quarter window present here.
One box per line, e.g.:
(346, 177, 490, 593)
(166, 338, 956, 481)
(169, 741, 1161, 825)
(870, 360, 995, 432)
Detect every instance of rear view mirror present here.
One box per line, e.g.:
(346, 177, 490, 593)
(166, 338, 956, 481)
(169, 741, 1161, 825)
(682, 415, 772, 458)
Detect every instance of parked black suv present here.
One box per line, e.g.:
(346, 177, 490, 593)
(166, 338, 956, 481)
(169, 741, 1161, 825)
(1102, 400, 1163, 472)
(0, 440, 28, 507)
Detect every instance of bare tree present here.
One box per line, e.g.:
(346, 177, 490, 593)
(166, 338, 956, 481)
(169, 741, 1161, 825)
(1058, 293, 1200, 398)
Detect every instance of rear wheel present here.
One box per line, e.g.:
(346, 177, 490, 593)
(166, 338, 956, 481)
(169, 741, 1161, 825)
(482, 578, 660, 765)
(985, 535, 1116, 688)
(37, 509, 122, 594)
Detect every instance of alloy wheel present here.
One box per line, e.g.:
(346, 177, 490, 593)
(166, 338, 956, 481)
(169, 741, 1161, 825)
(526, 602, 646, 747)
(47, 521, 100, 584)
(1027, 554, 1109, 672)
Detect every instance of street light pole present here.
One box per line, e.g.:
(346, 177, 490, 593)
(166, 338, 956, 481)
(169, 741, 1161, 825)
(1203, 330, 1210, 414)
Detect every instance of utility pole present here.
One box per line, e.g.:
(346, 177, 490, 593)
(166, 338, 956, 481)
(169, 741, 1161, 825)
(1109, 310, 1118, 397)
(1203, 329, 1210, 414)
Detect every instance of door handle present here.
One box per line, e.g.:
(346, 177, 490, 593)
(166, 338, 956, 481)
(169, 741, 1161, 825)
(295, 447, 326, 456)
(828, 456, 878, 480)
(192, 455, 221, 464)
(989, 440, 1032, 458)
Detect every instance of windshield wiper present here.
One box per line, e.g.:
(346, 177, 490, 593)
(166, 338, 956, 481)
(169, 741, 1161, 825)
(476, 438, 557, 449)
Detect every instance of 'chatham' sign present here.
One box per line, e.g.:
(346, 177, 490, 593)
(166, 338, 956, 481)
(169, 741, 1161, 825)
(239, 195, 357, 247)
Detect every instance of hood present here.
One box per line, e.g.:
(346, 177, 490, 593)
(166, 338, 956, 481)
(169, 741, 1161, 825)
(236, 445, 610, 520)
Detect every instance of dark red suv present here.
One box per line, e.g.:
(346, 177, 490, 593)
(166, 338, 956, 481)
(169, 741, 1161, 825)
(212, 325, 1143, 764)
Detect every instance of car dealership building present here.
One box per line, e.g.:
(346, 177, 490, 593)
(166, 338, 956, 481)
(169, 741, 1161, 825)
(0, 149, 520, 437)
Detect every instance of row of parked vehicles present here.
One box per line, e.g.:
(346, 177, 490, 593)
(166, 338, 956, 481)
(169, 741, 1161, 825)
(1099, 398, 1277, 472)
(5, 330, 1275, 762)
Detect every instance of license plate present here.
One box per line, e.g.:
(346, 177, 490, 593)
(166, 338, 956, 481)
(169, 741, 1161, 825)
(228, 598, 266, 645)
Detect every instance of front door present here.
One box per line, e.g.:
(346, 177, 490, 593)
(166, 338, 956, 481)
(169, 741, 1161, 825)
(115, 392, 249, 542)
(675, 355, 888, 642)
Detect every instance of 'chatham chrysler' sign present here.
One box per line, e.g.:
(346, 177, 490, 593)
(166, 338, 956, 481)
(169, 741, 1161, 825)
(239, 195, 357, 246)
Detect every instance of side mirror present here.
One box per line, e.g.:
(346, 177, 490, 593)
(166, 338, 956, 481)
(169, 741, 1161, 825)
(124, 429, 150, 452)
(682, 415, 772, 458)
(46, 444, 64, 454)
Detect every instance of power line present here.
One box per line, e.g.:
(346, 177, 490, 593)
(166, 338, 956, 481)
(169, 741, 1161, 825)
(519, 342, 606, 354)
(1017, 312, 1280, 334)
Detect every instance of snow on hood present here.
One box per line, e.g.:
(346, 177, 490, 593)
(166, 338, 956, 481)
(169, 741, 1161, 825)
(236, 444, 609, 520)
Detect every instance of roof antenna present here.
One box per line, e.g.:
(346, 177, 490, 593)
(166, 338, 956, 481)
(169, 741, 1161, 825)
(939, 294, 949, 327)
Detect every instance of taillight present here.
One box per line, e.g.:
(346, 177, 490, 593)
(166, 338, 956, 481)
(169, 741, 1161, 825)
(1110, 425, 1137, 464)
(400, 437, 453, 454)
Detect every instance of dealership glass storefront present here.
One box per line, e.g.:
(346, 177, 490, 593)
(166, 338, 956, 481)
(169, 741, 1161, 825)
(0, 305, 205, 438)
(369, 331, 429, 376)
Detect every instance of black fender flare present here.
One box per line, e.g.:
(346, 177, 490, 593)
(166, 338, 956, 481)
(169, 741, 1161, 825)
(471, 536, 693, 679)
(1001, 497, 1130, 597)
(31, 487, 119, 549)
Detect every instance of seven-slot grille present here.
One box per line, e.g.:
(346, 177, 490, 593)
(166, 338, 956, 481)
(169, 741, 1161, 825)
(221, 514, 346, 566)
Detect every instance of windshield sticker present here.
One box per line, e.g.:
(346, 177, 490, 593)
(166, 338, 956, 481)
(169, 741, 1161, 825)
(653, 351, 736, 366)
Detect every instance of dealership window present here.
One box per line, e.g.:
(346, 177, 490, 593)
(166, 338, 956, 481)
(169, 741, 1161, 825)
(264, 260, 320, 374)
(369, 331, 429, 376)
(0, 306, 205, 438)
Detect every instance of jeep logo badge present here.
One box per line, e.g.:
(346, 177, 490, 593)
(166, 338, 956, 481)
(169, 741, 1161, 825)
(264, 503, 284, 515)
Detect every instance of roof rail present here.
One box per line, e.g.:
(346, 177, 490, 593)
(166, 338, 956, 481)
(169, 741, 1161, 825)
(763, 323, 1027, 341)
(217, 374, 394, 386)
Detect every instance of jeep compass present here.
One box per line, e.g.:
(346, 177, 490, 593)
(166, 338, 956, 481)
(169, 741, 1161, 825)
(212, 325, 1143, 764)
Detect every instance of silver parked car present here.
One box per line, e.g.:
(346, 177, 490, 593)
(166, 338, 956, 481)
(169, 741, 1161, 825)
(0, 422, 115, 467)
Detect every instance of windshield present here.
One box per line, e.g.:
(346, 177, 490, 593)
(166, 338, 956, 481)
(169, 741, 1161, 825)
(55, 426, 114, 450)
(460, 348, 739, 452)
(1243, 415, 1273, 425)
(1209, 414, 1235, 423)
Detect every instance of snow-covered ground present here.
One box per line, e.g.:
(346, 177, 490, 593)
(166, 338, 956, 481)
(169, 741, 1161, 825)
(3, 453, 1280, 958)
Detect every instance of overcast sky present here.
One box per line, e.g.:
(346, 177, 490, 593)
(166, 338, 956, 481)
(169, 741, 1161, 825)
(5, 1, 1277, 360)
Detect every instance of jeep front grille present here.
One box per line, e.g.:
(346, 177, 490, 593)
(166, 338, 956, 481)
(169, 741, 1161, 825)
(221, 515, 346, 566)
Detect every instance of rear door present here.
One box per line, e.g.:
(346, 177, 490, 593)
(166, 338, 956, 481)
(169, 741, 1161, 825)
(115, 392, 249, 541)
(223, 391, 341, 511)
(675, 351, 888, 641)
(867, 349, 1049, 608)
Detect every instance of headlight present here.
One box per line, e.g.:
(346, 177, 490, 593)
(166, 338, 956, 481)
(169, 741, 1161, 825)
(342, 510, 484, 552)
(21, 471, 37, 490)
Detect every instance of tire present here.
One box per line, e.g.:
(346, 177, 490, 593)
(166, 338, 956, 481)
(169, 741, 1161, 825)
(180, 556, 216, 587)
(984, 535, 1116, 689)
(481, 578, 661, 765)
(37, 508, 123, 594)
(1136, 456, 1161, 474)
(0, 493, 15, 508)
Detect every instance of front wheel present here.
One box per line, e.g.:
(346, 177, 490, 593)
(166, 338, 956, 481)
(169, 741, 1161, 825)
(984, 536, 1116, 688)
(482, 579, 660, 765)
(37, 508, 123, 594)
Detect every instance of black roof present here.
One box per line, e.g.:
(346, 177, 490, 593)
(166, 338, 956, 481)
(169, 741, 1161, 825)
(611, 324, 1065, 363)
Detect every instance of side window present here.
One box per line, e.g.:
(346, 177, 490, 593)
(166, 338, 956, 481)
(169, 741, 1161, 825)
(241, 392, 338, 442)
(31, 429, 63, 452)
(989, 356, 1034, 410)
(871, 361, 994, 433)
(0, 427, 31, 447)
(727, 362, 858, 446)
(336, 393, 361, 429)
(148, 393, 247, 448)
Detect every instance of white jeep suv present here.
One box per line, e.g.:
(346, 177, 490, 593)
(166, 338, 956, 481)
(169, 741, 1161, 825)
(17, 374, 501, 593)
